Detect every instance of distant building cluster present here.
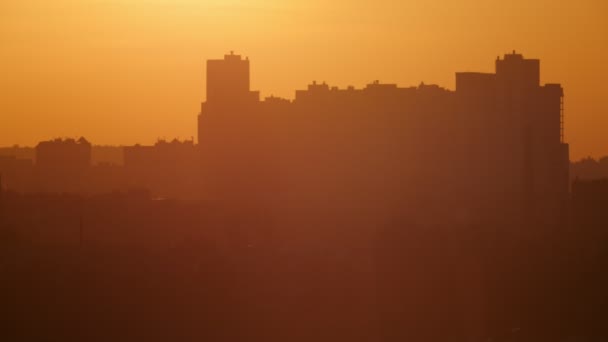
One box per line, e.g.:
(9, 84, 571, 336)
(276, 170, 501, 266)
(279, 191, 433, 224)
(198, 51, 570, 226)
(1, 52, 608, 342)
(0, 51, 606, 228)
(0, 137, 198, 198)
(36, 137, 92, 172)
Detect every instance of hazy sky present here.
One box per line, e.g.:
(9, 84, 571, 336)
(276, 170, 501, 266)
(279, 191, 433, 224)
(1, 0, 606, 159)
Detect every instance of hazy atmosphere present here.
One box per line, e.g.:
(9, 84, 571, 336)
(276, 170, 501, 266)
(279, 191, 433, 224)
(3, 2, 608, 341)
(1, 0, 607, 159)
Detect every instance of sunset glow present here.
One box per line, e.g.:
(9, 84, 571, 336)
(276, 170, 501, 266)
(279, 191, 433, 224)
(3, 2, 608, 341)
(1, 0, 607, 159)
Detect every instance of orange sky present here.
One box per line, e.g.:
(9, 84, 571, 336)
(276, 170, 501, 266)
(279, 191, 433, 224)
(1, 0, 606, 160)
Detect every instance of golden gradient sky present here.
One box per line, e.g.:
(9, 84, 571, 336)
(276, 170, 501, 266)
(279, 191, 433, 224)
(1, 0, 606, 159)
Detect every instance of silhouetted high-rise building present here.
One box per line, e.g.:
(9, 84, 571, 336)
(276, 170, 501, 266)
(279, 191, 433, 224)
(205, 51, 259, 105)
(456, 52, 569, 226)
(496, 51, 540, 89)
(198, 51, 569, 227)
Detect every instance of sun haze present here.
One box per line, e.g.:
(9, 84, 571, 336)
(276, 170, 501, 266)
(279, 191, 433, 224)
(1, 0, 606, 159)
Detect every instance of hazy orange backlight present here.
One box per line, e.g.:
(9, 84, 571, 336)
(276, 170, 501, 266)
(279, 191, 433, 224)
(0, 0, 607, 159)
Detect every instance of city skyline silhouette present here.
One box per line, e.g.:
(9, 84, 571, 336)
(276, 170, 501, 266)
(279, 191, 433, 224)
(0, 51, 573, 214)
(1, 0, 607, 160)
(1, 49, 607, 342)
(1, 48, 605, 161)
(1, 2, 608, 340)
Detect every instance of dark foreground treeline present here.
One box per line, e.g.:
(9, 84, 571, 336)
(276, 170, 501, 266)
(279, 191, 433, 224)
(0, 191, 607, 342)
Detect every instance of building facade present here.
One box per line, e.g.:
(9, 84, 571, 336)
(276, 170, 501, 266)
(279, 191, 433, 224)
(198, 52, 569, 227)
